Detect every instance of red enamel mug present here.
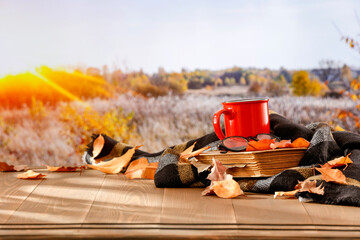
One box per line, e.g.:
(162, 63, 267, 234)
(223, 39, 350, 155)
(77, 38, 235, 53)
(213, 98, 270, 140)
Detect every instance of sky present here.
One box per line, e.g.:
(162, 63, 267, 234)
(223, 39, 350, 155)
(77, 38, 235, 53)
(0, 0, 360, 76)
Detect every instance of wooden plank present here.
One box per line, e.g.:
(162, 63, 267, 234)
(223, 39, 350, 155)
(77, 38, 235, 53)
(2, 226, 360, 239)
(232, 193, 313, 225)
(160, 188, 237, 224)
(0, 171, 43, 223)
(303, 202, 360, 225)
(84, 175, 164, 223)
(6, 170, 105, 224)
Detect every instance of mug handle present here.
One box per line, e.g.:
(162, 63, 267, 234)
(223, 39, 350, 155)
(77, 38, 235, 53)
(213, 109, 233, 140)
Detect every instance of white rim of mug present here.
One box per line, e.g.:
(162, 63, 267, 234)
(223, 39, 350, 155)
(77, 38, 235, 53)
(223, 98, 269, 104)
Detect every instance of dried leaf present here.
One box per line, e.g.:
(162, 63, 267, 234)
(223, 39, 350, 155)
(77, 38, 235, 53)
(246, 139, 275, 151)
(274, 190, 299, 199)
(201, 185, 215, 196)
(124, 158, 158, 180)
(290, 138, 310, 148)
(270, 140, 292, 150)
(207, 158, 228, 181)
(295, 179, 324, 195)
(46, 166, 85, 172)
(326, 153, 352, 168)
(316, 166, 347, 184)
(92, 134, 105, 158)
(202, 179, 243, 199)
(87, 146, 141, 174)
(180, 142, 197, 162)
(0, 162, 27, 172)
(180, 145, 210, 162)
(0, 162, 15, 171)
(17, 170, 46, 179)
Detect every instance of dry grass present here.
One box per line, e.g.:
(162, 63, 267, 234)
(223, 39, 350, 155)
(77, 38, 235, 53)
(0, 93, 356, 165)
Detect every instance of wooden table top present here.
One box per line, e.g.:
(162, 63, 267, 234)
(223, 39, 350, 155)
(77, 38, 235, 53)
(1, 169, 360, 239)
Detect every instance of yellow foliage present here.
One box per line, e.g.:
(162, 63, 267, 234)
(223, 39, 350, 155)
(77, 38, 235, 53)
(29, 97, 47, 122)
(60, 105, 136, 154)
(291, 71, 327, 97)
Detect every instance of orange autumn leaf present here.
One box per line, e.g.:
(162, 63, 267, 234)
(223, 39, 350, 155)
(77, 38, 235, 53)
(202, 158, 244, 199)
(326, 153, 353, 168)
(295, 179, 325, 195)
(46, 166, 85, 172)
(92, 134, 105, 158)
(125, 158, 149, 172)
(290, 138, 310, 148)
(211, 179, 243, 199)
(207, 158, 228, 181)
(88, 146, 141, 174)
(180, 142, 196, 163)
(316, 166, 347, 184)
(124, 158, 158, 180)
(274, 189, 299, 199)
(180, 145, 210, 162)
(270, 140, 291, 150)
(17, 170, 46, 179)
(0, 162, 27, 172)
(246, 139, 275, 151)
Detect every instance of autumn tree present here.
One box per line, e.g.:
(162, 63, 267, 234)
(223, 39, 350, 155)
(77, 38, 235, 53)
(291, 71, 327, 97)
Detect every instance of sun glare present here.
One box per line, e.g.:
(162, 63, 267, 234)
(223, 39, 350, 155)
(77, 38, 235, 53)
(0, 66, 110, 108)
(30, 69, 85, 104)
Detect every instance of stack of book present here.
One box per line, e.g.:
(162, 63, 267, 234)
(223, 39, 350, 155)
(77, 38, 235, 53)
(196, 148, 307, 178)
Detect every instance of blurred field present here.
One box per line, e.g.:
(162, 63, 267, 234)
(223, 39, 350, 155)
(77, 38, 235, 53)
(0, 65, 359, 165)
(0, 92, 356, 166)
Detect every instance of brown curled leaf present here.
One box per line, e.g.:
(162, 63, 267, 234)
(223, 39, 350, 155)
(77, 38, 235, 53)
(316, 166, 347, 184)
(17, 170, 46, 179)
(46, 166, 84, 172)
(92, 134, 105, 159)
(295, 179, 325, 195)
(274, 189, 299, 199)
(124, 158, 158, 180)
(0, 162, 27, 172)
(88, 146, 142, 174)
(326, 153, 352, 168)
(180, 145, 210, 162)
(207, 158, 228, 181)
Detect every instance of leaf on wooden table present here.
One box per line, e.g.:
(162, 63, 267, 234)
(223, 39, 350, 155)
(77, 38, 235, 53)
(0, 162, 27, 172)
(270, 140, 292, 150)
(202, 158, 244, 199)
(326, 153, 352, 169)
(202, 179, 244, 199)
(17, 170, 46, 179)
(211, 179, 244, 199)
(124, 158, 158, 180)
(92, 134, 105, 158)
(46, 166, 85, 172)
(274, 189, 299, 199)
(290, 138, 310, 148)
(14, 165, 28, 171)
(201, 185, 215, 196)
(295, 179, 324, 195)
(316, 166, 347, 184)
(87, 146, 141, 174)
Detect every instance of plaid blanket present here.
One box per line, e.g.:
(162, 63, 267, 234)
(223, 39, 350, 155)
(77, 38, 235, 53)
(83, 113, 360, 207)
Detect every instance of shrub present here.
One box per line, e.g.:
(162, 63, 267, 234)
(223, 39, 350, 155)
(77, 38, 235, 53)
(291, 71, 327, 97)
(60, 104, 137, 154)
